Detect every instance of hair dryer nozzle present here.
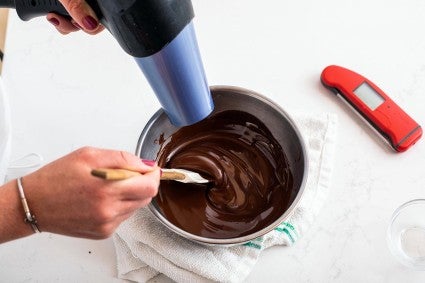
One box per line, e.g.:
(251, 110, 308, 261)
(135, 22, 213, 126)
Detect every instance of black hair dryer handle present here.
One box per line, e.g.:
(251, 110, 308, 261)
(12, 0, 102, 21)
(14, 0, 69, 20)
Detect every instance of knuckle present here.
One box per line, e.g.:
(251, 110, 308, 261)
(95, 207, 115, 224)
(143, 180, 159, 198)
(65, 0, 85, 16)
(57, 28, 70, 35)
(149, 183, 159, 197)
(87, 189, 116, 215)
(119, 150, 134, 165)
(75, 146, 97, 160)
(139, 197, 152, 208)
(97, 223, 115, 238)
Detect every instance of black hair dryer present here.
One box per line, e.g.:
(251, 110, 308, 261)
(1, 0, 214, 126)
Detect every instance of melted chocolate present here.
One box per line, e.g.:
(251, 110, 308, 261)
(155, 110, 293, 239)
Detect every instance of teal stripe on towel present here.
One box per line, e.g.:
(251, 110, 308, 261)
(283, 222, 298, 237)
(274, 227, 295, 243)
(283, 222, 295, 231)
(243, 241, 262, 250)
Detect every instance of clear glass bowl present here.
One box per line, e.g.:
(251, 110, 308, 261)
(387, 199, 425, 270)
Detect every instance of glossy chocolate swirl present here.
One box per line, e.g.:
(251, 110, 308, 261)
(155, 110, 294, 239)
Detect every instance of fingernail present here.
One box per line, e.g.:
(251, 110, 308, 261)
(82, 15, 98, 30)
(142, 159, 156, 167)
(48, 18, 60, 26)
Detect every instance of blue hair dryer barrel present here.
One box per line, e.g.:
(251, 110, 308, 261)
(135, 22, 213, 126)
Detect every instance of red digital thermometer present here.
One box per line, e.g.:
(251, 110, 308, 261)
(321, 65, 422, 152)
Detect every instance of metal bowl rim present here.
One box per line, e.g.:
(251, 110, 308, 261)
(136, 85, 309, 245)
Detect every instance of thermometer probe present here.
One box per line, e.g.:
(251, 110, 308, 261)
(321, 65, 422, 152)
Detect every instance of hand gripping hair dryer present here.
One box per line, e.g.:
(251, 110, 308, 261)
(1, 0, 214, 126)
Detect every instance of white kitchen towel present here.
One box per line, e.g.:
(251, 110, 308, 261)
(0, 76, 11, 184)
(114, 112, 337, 283)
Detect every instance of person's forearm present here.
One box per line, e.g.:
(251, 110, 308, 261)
(0, 180, 34, 244)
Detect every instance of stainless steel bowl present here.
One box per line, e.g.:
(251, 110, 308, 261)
(136, 85, 308, 245)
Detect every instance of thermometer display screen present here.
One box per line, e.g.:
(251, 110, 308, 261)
(353, 82, 385, 110)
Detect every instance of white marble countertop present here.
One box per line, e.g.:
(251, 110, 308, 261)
(1, 0, 425, 282)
